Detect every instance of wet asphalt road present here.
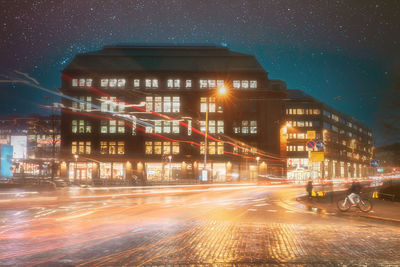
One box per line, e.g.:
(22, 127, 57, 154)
(1, 184, 399, 266)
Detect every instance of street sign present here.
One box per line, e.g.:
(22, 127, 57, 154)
(306, 140, 316, 149)
(307, 130, 316, 139)
(310, 151, 324, 162)
(370, 159, 379, 168)
(316, 140, 325, 150)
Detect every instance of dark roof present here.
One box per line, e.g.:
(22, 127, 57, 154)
(63, 45, 266, 73)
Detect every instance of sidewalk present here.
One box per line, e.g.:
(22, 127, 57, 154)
(298, 190, 400, 223)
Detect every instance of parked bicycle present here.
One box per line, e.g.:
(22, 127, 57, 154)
(337, 193, 372, 212)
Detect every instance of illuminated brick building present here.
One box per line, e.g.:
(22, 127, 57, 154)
(59, 45, 287, 184)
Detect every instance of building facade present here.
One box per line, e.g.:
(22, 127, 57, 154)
(284, 89, 374, 180)
(60, 45, 287, 185)
(0, 114, 61, 177)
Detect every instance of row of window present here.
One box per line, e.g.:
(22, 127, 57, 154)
(287, 121, 316, 127)
(71, 141, 125, 155)
(72, 78, 258, 89)
(145, 96, 180, 113)
(286, 108, 320, 115)
(71, 119, 256, 135)
(323, 110, 371, 136)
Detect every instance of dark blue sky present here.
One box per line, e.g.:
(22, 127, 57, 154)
(0, 0, 399, 144)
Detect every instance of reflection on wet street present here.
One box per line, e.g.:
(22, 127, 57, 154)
(1, 184, 400, 265)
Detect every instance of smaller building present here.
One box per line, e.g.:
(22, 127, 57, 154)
(0, 114, 61, 177)
(284, 90, 374, 180)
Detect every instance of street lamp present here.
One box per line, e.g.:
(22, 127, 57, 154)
(168, 155, 172, 181)
(203, 86, 227, 182)
(256, 156, 260, 180)
(74, 154, 78, 183)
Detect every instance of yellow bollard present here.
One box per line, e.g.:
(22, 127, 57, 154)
(312, 191, 317, 197)
(372, 191, 379, 199)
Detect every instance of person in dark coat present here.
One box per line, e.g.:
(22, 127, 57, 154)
(348, 180, 362, 204)
(306, 180, 313, 197)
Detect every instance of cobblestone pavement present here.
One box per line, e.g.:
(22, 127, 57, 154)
(1, 186, 400, 266)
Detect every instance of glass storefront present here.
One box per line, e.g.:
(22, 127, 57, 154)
(68, 162, 93, 183)
(99, 162, 125, 179)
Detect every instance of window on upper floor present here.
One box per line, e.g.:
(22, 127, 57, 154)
(145, 141, 179, 155)
(185, 80, 192, 88)
(145, 79, 158, 88)
(200, 141, 224, 155)
(134, 79, 140, 88)
(100, 97, 125, 112)
(72, 120, 92, 134)
(72, 78, 92, 87)
(72, 141, 91, 154)
(100, 141, 124, 155)
(152, 120, 180, 134)
(233, 120, 257, 134)
(101, 120, 125, 134)
(100, 79, 126, 88)
(233, 80, 257, 89)
(167, 79, 181, 89)
(145, 96, 180, 113)
(72, 96, 92, 112)
(200, 97, 216, 113)
(199, 120, 224, 134)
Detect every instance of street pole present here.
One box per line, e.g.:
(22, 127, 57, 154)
(168, 155, 172, 181)
(74, 154, 78, 184)
(203, 97, 208, 181)
(51, 96, 56, 181)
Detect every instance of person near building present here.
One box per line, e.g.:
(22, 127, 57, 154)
(348, 180, 362, 205)
(306, 179, 313, 197)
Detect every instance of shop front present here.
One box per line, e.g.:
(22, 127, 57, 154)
(68, 162, 93, 184)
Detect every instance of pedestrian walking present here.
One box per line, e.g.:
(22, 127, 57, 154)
(306, 179, 313, 198)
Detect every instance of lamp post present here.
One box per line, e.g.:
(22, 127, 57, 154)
(168, 155, 172, 181)
(74, 154, 78, 183)
(256, 156, 260, 180)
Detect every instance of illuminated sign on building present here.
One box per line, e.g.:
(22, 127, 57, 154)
(10, 136, 27, 159)
(0, 145, 13, 178)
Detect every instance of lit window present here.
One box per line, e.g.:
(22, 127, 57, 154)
(134, 79, 140, 88)
(241, 80, 249, 88)
(200, 121, 206, 132)
(145, 79, 152, 88)
(117, 79, 126, 88)
(298, 146, 304, 152)
(209, 120, 215, 133)
(72, 141, 91, 154)
(185, 80, 192, 88)
(152, 79, 158, 88)
(163, 121, 171, 133)
(208, 80, 216, 88)
(209, 142, 216, 154)
(79, 79, 85, 87)
(100, 97, 124, 112)
(163, 96, 171, 112)
(109, 79, 117, 87)
(200, 79, 208, 88)
(155, 97, 162, 112)
(167, 79, 173, 88)
(250, 121, 257, 133)
(217, 80, 224, 87)
(172, 142, 179, 154)
(242, 120, 249, 134)
(86, 79, 92, 87)
(118, 121, 125, 133)
(72, 120, 91, 133)
(117, 142, 124, 154)
(172, 121, 179, 133)
(72, 79, 78, 87)
(217, 142, 224, 154)
(233, 80, 240, 88)
(73, 96, 92, 112)
(200, 97, 215, 113)
(172, 97, 180, 112)
(155, 121, 162, 133)
(146, 96, 153, 111)
(163, 142, 171, 154)
(145, 141, 153, 154)
(250, 80, 257, 88)
(174, 79, 180, 88)
(109, 120, 116, 133)
(217, 120, 224, 133)
(154, 142, 162, 154)
(101, 79, 108, 87)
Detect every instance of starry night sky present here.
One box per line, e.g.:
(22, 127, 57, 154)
(0, 0, 399, 144)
